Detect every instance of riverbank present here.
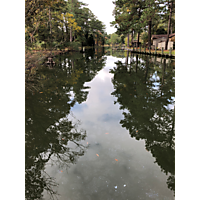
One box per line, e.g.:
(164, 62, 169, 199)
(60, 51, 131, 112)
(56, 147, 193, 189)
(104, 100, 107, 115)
(25, 50, 63, 70)
(25, 46, 107, 70)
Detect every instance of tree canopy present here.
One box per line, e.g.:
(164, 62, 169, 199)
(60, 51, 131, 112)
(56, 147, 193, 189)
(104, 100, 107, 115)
(111, 0, 175, 49)
(25, 0, 107, 50)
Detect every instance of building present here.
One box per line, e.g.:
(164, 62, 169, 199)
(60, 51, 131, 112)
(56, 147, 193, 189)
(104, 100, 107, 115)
(151, 33, 175, 50)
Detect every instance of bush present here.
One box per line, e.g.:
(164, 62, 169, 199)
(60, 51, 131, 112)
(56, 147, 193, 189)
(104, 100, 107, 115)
(67, 42, 81, 51)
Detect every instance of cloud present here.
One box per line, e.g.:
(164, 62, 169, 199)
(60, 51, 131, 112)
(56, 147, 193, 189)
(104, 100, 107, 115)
(82, 0, 117, 34)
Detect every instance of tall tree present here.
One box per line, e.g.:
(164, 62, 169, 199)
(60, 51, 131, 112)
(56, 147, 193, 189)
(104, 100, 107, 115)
(139, 0, 161, 48)
(112, 0, 146, 48)
(25, 0, 106, 50)
(164, 0, 175, 50)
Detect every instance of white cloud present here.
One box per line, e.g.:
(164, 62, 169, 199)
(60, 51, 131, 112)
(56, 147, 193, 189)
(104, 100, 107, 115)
(82, 0, 116, 34)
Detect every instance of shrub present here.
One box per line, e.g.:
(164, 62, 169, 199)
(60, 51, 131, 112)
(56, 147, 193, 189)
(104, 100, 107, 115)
(67, 42, 81, 51)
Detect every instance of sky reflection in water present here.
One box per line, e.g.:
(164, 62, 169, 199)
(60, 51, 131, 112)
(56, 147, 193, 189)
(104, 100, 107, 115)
(26, 49, 175, 200)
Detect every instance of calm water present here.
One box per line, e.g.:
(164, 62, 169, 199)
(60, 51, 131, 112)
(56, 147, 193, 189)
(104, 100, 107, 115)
(25, 48, 175, 200)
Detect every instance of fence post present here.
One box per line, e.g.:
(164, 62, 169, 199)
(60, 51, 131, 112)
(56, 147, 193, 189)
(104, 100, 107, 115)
(149, 47, 151, 54)
(140, 46, 141, 53)
(155, 47, 157, 55)
(162, 47, 163, 55)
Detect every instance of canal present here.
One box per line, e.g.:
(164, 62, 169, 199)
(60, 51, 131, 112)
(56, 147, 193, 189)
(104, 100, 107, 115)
(25, 47, 175, 200)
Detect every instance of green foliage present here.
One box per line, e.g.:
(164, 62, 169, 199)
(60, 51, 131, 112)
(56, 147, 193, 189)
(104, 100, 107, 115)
(110, 33, 121, 45)
(67, 42, 81, 51)
(141, 32, 148, 45)
(25, 0, 107, 50)
(107, 33, 124, 45)
(112, 0, 175, 48)
(124, 35, 131, 46)
(110, 54, 175, 193)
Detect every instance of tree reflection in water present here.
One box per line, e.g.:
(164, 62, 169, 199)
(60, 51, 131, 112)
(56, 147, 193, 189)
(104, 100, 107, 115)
(110, 53, 175, 194)
(25, 115, 86, 200)
(25, 48, 107, 200)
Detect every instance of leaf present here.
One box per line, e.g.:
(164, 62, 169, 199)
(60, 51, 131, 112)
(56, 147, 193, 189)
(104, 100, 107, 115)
(136, 130, 138, 133)
(39, 92, 43, 93)
(115, 159, 118, 161)
(96, 154, 99, 157)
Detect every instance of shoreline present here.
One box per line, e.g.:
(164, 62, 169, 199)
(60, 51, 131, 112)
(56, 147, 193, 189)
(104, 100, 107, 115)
(25, 46, 107, 70)
(25, 49, 70, 70)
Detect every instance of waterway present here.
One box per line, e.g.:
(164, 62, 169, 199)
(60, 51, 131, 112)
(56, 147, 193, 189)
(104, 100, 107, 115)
(25, 48, 175, 200)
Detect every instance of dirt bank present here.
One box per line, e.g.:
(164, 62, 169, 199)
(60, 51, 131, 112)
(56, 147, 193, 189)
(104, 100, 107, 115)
(25, 50, 69, 70)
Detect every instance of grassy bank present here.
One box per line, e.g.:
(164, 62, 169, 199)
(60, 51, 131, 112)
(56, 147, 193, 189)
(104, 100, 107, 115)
(125, 47, 175, 56)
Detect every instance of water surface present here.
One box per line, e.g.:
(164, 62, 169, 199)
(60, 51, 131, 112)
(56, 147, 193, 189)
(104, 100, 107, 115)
(25, 48, 175, 200)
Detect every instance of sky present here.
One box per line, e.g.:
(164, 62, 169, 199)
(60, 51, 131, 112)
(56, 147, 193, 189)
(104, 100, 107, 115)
(82, 0, 117, 34)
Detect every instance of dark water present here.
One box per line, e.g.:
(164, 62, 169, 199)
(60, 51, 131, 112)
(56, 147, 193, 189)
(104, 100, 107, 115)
(25, 48, 175, 200)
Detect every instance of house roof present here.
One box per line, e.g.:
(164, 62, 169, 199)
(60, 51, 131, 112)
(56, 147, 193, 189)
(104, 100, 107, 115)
(152, 33, 175, 39)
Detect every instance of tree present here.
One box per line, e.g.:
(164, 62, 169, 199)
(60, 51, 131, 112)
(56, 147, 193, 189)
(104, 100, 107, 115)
(139, 0, 162, 48)
(124, 34, 132, 46)
(110, 54, 175, 193)
(110, 33, 120, 45)
(112, 0, 147, 48)
(111, 0, 173, 49)
(164, 0, 175, 50)
(25, 0, 107, 50)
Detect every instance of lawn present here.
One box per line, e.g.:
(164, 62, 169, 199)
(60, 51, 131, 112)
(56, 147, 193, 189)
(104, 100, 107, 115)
(126, 47, 175, 56)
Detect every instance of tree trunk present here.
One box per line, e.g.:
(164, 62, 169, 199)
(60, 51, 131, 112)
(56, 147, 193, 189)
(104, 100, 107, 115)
(165, 1, 173, 50)
(145, 57, 149, 83)
(137, 32, 140, 48)
(126, 50, 129, 66)
(131, 29, 133, 47)
(127, 33, 129, 47)
(49, 7, 52, 53)
(170, 23, 172, 34)
(70, 27, 73, 42)
(148, 20, 152, 49)
(70, 0, 73, 42)
(136, 54, 138, 73)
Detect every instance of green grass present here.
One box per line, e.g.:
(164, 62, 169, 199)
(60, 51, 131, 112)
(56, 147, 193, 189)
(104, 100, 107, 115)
(126, 47, 175, 56)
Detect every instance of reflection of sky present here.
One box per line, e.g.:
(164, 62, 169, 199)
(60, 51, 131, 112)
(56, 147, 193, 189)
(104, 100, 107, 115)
(150, 71, 175, 110)
(151, 71, 161, 90)
(44, 56, 174, 200)
(71, 56, 122, 124)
